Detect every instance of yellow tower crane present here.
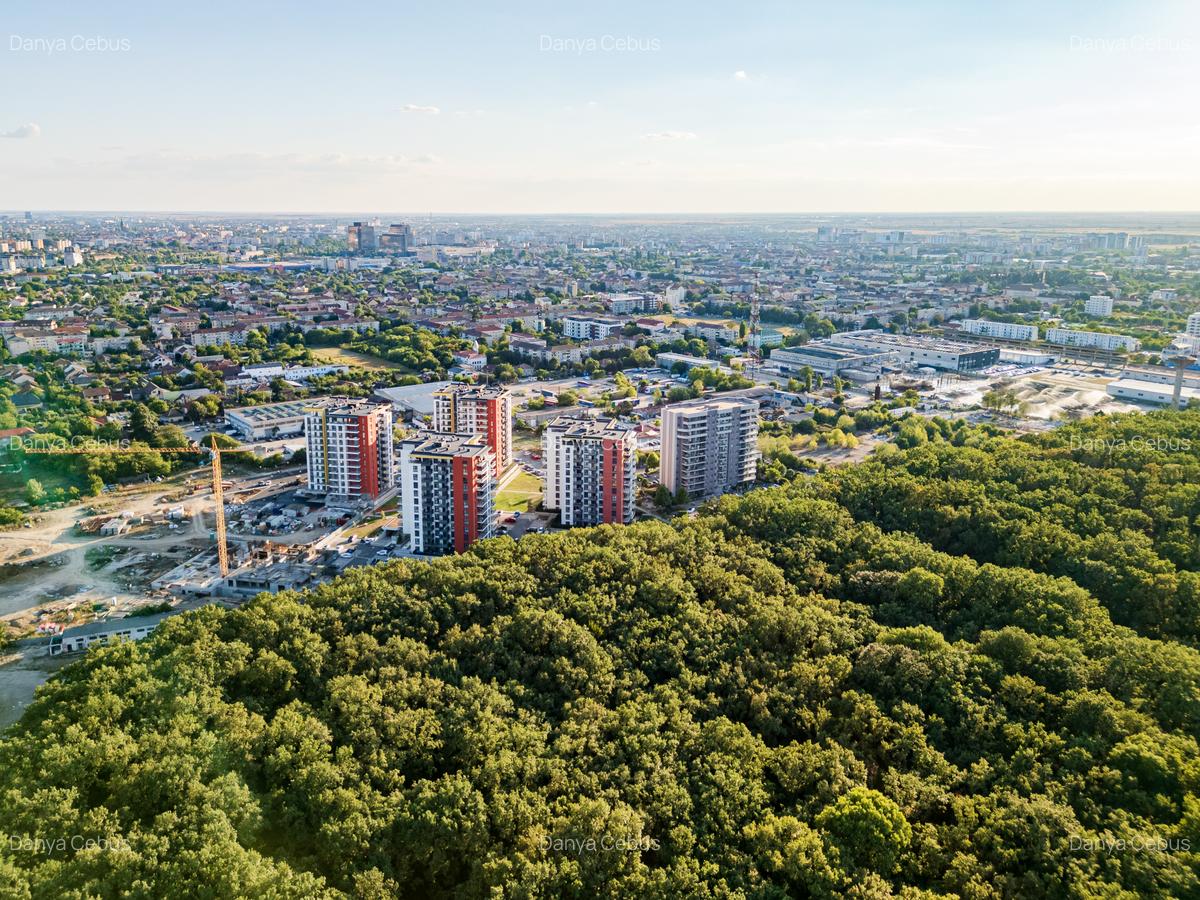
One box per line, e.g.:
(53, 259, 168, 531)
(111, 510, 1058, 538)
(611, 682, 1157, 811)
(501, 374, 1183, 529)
(209, 434, 229, 576)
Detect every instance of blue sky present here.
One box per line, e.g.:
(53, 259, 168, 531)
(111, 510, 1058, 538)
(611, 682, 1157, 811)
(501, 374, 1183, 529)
(1, 0, 1197, 212)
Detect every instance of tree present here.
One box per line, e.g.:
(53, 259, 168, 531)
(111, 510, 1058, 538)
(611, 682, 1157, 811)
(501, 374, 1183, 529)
(24, 479, 46, 505)
(1, 409, 1198, 899)
(814, 788, 912, 875)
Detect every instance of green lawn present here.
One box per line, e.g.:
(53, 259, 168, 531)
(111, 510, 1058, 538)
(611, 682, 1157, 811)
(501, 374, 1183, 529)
(496, 471, 542, 512)
(512, 429, 541, 452)
(343, 515, 395, 539)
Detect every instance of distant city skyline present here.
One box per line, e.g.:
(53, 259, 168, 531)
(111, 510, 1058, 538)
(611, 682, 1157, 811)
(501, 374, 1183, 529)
(2, 0, 1198, 213)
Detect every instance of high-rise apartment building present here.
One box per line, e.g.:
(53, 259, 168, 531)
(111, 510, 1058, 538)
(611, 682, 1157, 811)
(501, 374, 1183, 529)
(542, 416, 636, 526)
(432, 384, 512, 476)
(399, 434, 497, 555)
(1187, 312, 1200, 338)
(1085, 295, 1114, 317)
(660, 397, 759, 499)
(304, 400, 395, 499)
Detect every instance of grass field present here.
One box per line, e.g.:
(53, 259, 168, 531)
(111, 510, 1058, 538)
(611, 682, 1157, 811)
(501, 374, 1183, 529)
(495, 471, 543, 512)
(343, 515, 397, 539)
(311, 347, 407, 372)
(512, 428, 541, 452)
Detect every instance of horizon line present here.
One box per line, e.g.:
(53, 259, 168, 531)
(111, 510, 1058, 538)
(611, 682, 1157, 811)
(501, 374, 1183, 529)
(6, 209, 1200, 219)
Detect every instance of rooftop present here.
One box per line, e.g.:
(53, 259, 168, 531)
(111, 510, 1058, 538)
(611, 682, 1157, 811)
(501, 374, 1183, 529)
(402, 432, 493, 459)
(59, 611, 175, 639)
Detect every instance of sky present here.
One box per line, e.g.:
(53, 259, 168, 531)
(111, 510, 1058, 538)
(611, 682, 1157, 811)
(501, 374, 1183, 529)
(1, 0, 1198, 214)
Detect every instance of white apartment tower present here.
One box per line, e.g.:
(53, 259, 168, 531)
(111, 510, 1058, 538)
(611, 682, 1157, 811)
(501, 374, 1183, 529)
(304, 400, 395, 499)
(432, 384, 513, 476)
(542, 416, 636, 526)
(660, 397, 760, 499)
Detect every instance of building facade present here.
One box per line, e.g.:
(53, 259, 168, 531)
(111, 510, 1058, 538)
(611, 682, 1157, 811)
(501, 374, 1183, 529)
(1045, 328, 1140, 352)
(226, 400, 316, 440)
(347, 221, 380, 253)
(958, 319, 1039, 342)
(432, 384, 513, 475)
(399, 433, 496, 555)
(606, 293, 662, 314)
(834, 330, 1001, 371)
(769, 342, 896, 379)
(542, 416, 636, 526)
(562, 315, 626, 340)
(660, 397, 760, 499)
(50, 611, 172, 655)
(305, 400, 395, 499)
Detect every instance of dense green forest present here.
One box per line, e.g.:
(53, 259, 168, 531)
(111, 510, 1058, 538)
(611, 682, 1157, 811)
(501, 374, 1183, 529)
(2, 411, 1199, 898)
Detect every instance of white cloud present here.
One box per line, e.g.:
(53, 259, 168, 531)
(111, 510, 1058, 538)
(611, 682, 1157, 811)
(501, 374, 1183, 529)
(65, 149, 443, 178)
(401, 104, 440, 115)
(733, 70, 748, 81)
(641, 130, 697, 142)
(1, 123, 41, 139)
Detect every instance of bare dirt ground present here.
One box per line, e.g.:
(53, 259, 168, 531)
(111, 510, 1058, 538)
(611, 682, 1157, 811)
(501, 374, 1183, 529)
(936, 368, 1141, 421)
(0, 650, 70, 732)
(800, 432, 886, 467)
(0, 475, 214, 627)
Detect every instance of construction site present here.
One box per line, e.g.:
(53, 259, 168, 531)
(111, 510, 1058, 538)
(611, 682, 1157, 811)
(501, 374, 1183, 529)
(0, 438, 403, 645)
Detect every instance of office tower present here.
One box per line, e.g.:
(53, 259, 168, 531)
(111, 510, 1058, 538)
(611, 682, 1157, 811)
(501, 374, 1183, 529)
(347, 221, 379, 253)
(305, 400, 395, 499)
(542, 416, 636, 526)
(660, 397, 760, 499)
(399, 433, 497, 554)
(379, 223, 414, 252)
(432, 384, 513, 475)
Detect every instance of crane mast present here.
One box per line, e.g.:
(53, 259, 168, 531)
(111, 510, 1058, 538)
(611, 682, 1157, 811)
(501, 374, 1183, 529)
(209, 435, 229, 576)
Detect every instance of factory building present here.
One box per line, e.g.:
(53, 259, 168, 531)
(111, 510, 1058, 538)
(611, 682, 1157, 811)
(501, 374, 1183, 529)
(769, 342, 896, 379)
(225, 400, 319, 441)
(833, 330, 1000, 372)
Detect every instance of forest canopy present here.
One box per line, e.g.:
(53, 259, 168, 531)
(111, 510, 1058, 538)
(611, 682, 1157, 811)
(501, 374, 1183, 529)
(1, 410, 1199, 898)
